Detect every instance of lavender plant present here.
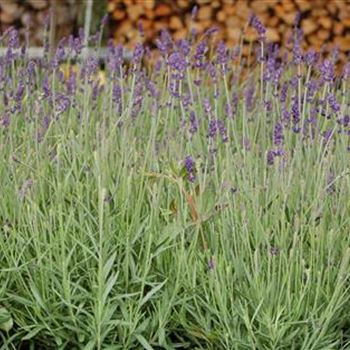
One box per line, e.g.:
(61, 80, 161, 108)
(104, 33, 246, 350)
(0, 14, 350, 350)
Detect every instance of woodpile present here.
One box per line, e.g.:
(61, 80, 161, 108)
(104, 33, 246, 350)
(108, 0, 350, 64)
(0, 0, 78, 46)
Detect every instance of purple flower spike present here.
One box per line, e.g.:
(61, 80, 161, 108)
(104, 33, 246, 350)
(203, 98, 212, 114)
(193, 40, 207, 69)
(1, 113, 10, 127)
(184, 156, 196, 182)
(342, 62, 350, 81)
(217, 120, 228, 142)
(292, 41, 303, 65)
(273, 122, 284, 147)
(168, 52, 187, 72)
(305, 49, 318, 66)
(249, 14, 266, 37)
(132, 43, 144, 65)
(208, 256, 215, 271)
(280, 82, 288, 104)
(189, 111, 198, 134)
(55, 94, 70, 115)
(267, 149, 285, 166)
(204, 26, 219, 37)
(267, 150, 275, 166)
(323, 128, 333, 146)
(216, 41, 228, 65)
(208, 119, 217, 138)
(191, 5, 198, 20)
(327, 94, 340, 113)
(320, 59, 335, 83)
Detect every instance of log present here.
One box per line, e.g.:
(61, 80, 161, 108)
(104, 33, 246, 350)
(155, 4, 172, 17)
(127, 5, 144, 22)
(169, 16, 183, 30)
(177, 0, 189, 9)
(281, 0, 296, 12)
(136, 0, 155, 10)
(27, 0, 48, 10)
(112, 9, 126, 21)
(295, 0, 312, 12)
(173, 28, 187, 40)
(334, 36, 350, 51)
(250, 0, 269, 13)
(0, 2, 23, 23)
(197, 5, 212, 21)
(302, 19, 318, 35)
(216, 11, 226, 22)
(318, 17, 332, 29)
(105, 0, 349, 66)
(266, 28, 280, 43)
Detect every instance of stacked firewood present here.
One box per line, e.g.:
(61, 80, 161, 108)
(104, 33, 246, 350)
(108, 0, 350, 63)
(0, 0, 78, 46)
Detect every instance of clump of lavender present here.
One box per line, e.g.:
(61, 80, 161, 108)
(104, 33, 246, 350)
(1, 12, 350, 350)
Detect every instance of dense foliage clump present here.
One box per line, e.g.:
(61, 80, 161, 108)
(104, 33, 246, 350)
(0, 15, 350, 349)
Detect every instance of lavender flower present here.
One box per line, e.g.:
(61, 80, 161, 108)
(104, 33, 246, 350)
(204, 26, 219, 38)
(177, 39, 191, 57)
(291, 99, 300, 125)
(8, 28, 19, 49)
(203, 98, 212, 115)
(66, 70, 77, 95)
(338, 115, 350, 127)
(249, 14, 266, 37)
(145, 78, 159, 99)
(1, 113, 10, 127)
(323, 128, 333, 146)
(216, 41, 228, 67)
(320, 60, 335, 83)
(137, 21, 145, 38)
(208, 256, 215, 271)
(292, 41, 303, 65)
(193, 40, 207, 69)
(191, 5, 198, 20)
(244, 84, 255, 112)
(189, 111, 198, 134)
(155, 30, 173, 56)
(132, 43, 144, 65)
(107, 42, 123, 75)
(305, 49, 318, 66)
(42, 75, 51, 99)
(208, 119, 217, 138)
(55, 94, 70, 115)
(168, 52, 187, 72)
(217, 120, 228, 142)
(273, 122, 284, 147)
(267, 150, 275, 166)
(184, 155, 196, 182)
(100, 14, 108, 28)
(280, 82, 288, 103)
(342, 62, 350, 81)
(267, 149, 285, 166)
(328, 94, 340, 113)
(306, 79, 319, 102)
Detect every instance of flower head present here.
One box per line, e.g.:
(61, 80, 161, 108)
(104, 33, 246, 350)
(249, 14, 266, 37)
(184, 155, 196, 182)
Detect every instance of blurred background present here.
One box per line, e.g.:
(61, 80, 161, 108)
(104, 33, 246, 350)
(0, 0, 349, 63)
